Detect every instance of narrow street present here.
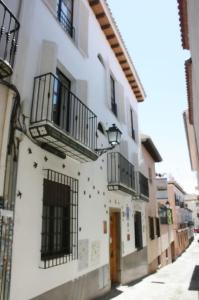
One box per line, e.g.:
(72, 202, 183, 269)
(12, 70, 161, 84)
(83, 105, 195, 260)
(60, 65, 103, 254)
(102, 236, 199, 300)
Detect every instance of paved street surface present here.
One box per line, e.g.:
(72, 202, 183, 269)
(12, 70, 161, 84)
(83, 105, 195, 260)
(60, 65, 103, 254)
(102, 236, 199, 300)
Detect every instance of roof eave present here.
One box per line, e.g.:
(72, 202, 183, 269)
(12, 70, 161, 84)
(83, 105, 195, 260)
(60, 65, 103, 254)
(88, 0, 146, 102)
(141, 135, 162, 162)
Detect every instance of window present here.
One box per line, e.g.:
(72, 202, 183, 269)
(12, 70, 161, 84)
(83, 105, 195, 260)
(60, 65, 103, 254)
(156, 217, 160, 237)
(57, 0, 74, 37)
(41, 170, 78, 268)
(130, 108, 135, 140)
(175, 193, 180, 206)
(134, 211, 143, 250)
(53, 68, 71, 131)
(149, 217, 155, 240)
(110, 75, 117, 116)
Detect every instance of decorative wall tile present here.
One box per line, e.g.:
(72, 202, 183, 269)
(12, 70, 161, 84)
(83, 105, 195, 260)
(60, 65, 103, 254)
(78, 239, 89, 271)
(91, 240, 100, 267)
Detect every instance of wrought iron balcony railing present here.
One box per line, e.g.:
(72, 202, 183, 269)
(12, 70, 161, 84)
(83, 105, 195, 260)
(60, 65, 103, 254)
(0, 1, 20, 78)
(138, 172, 149, 200)
(107, 152, 136, 195)
(159, 206, 173, 225)
(30, 73, 98, 162)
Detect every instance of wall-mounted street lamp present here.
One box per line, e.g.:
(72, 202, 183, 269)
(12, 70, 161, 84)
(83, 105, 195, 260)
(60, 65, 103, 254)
(95, 123, 122, 156)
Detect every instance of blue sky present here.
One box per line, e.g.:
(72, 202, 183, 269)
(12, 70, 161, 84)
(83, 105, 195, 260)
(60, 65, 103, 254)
(107, 0, 197, 193)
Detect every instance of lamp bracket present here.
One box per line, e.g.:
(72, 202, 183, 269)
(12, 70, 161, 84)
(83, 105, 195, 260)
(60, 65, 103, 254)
(95, 145, 115, 156)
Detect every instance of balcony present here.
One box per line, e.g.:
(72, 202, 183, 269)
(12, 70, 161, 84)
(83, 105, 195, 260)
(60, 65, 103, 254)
(107, 152, 136, 195)
(159, 206, 173, 225)
(0, 1, 20, 78)
(29, 73, 98, 162)
(138, 172, 149, 201)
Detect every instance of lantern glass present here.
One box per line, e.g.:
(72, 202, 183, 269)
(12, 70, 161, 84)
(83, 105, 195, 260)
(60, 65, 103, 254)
(107, 124, 122, 146)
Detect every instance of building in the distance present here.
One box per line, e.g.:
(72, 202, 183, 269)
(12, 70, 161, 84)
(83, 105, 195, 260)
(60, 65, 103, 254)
(140, 135, 163, 273)
(185, 194, 199, 229)
(167, 180, 193, 258)
(156, 178, 175, 265)
(178, 0, 199, 188)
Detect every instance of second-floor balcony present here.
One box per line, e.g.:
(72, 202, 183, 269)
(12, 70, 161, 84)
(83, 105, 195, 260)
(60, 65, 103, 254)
(107, 152, 136, 195)
(159, 206, 173, 225)
(0, 0, 20, 78)
(138, 172, 149, 201)
(29, 73, 98, 162)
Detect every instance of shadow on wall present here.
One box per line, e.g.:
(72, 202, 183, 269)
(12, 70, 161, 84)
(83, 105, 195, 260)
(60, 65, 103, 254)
(189, 265, 199, 291)
(94, 284, 122, 300)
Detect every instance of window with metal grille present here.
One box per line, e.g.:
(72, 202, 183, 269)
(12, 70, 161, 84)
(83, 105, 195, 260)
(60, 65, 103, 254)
(110, 75, 117, 117)
(156, 217, 160, 237)
(41, 169, 78, 268)
(149, 217, 155, 240)
(134, 211, 143, 250)
(57, 0, 74, 37)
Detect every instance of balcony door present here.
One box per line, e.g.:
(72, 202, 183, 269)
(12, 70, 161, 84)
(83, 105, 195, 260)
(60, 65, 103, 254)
(109, 209, 121, 284)
(53, 69, 71, 132)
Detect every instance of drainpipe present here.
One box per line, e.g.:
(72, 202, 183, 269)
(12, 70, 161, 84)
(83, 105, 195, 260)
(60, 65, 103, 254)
(0, 79, 21, 300)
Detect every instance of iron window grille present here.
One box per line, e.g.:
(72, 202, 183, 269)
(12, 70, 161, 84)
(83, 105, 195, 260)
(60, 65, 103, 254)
(0, 0, 20, 78)
(30, 72, 98, 162)
(57, 0, 75, 38)
(149, 217, 155, 240)
(134, 211, 143, 250)
(41, 169, 78, 269)
(107, 152, 136, 195)
(139, 172, 149, 200)
(156, 217, 160, 237)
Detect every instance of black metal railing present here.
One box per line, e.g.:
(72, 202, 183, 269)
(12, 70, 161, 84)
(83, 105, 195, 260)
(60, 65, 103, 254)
(31, 72, 97, 152)
(107, 152, 136, 191)
(139, 172, 149, 198)
(159, 206, 173, 225)
(0, 1, 20, 78)
(57, 1, 75, 38)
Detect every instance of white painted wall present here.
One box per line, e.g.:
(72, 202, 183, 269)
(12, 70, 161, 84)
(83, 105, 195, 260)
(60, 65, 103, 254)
(8, 0, 143, 299)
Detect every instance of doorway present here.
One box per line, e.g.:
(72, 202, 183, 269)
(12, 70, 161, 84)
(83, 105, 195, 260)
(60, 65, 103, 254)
(109, 209, 121, 284)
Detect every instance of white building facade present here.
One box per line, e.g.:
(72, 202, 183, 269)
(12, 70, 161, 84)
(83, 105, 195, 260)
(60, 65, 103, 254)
(0, 1, 150, 300)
